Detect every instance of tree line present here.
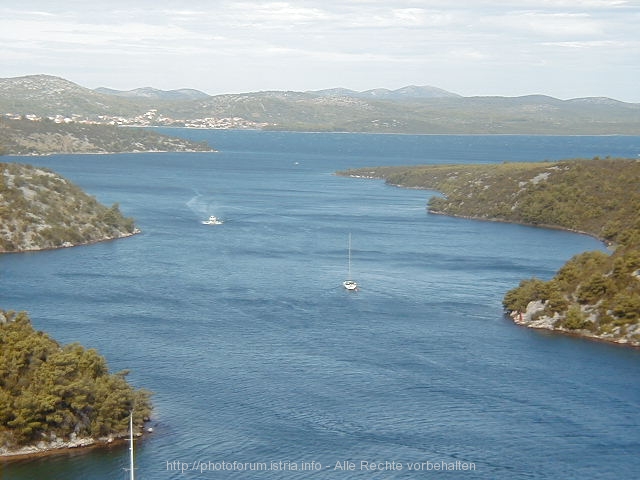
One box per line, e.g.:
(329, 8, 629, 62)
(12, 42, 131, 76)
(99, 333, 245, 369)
(0, 310, 151, 448)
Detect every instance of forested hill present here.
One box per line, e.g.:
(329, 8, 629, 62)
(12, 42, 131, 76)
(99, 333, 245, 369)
(338, 158, 640, 346)
(0, 162, 138, 252)
(0, 310, 151, 453)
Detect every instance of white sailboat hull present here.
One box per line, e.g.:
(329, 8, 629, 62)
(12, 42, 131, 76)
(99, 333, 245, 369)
(343, 280, 358, 290)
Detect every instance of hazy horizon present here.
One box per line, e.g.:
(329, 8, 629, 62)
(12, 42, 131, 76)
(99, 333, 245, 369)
(6, 73, 639, 104)
(2, 1, 639, 102)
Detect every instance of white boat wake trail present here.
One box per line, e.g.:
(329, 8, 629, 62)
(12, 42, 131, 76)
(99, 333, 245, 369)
(186, 191, 274, 224)
(186, 192, 214, 217)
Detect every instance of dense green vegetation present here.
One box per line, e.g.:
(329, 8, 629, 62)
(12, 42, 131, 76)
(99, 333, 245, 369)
(338, 158, 640, 344)
(0, 310, 151, 449)
(0, 117, 211, 155)
(1, 162, 138, 252)
(502, 248, 640, 337)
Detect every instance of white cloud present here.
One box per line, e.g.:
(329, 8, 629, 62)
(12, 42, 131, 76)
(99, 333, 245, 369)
(0, 1, 639, 101)
(524, 0, 630, 7)
(541, 39, 629, 48)
(486, 11, 603, 38)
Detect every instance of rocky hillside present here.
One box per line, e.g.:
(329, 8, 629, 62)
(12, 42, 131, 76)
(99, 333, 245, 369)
(2, 74, 640, 134)
(338, 159, 640, 346)
(0, 75, 152, 118)
(0, 162, 138, 252)
(121, 90, 640, 135)
(94, 86, 210, 100)
(0, 117, 212, 156)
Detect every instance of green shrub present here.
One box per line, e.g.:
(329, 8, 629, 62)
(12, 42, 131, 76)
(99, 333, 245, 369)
(563, 306, 589, 330)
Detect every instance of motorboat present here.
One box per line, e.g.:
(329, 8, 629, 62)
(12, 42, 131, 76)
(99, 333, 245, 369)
(202, 215, 223, 225)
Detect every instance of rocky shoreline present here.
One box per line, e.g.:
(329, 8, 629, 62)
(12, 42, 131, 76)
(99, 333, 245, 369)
(509, 300, 640, 348)
(427, 208, 604, 240)
(1, 436, 108, 460)
(431, 211, 640, 348)
(6, 146, 217, 157)
(0, 429, 149, 460)
(2, 228, 141, 254)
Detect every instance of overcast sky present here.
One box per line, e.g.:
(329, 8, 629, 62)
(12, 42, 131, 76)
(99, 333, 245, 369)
(2, 1, 639, 101)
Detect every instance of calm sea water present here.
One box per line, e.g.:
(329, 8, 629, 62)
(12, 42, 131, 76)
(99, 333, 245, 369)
(1, 132, 639, 479)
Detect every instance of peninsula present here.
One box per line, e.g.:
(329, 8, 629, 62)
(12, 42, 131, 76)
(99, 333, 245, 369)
(338, 158, 640, 347)
(0, 310, 152, 458)
(0, 117, 212, 156)
(1, 162, 139, 253)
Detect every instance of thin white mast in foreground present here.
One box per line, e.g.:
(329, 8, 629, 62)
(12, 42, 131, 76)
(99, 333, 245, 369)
(129, 413, 135, 480)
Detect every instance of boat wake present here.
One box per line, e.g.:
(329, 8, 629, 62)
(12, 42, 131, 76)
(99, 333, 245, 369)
(187, 192, 226, 224)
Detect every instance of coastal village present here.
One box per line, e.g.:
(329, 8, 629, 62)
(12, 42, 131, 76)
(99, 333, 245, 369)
(2, 109, 270, 130)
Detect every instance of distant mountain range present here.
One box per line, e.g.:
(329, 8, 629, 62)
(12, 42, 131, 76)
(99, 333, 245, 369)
(93, 84, 461, 101)
(94, 86, 210, 100)
(1, 74, 639, 134)
(309, 85, 462, 99)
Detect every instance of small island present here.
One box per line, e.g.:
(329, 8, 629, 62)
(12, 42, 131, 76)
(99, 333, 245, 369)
(338, 158, 640, 347)
(0, 310, 152, 458)
(1, 162, 139, 253)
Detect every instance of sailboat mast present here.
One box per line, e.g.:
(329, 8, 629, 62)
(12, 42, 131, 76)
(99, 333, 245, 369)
(342, 233, 358, 290)
(129, 413, 135, 480)
(347, 233, 352, 279)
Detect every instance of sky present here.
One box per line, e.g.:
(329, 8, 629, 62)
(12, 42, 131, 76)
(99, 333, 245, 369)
(1, 0, 639, 102)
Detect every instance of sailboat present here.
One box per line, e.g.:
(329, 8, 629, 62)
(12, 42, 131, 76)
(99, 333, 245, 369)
(343, 233, 358, 291)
